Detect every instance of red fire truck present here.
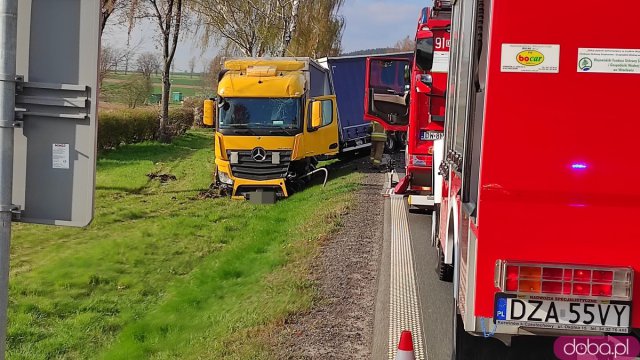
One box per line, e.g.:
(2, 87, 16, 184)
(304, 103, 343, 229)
(364, 2, 451, 209)
(433, 0, 640, 357)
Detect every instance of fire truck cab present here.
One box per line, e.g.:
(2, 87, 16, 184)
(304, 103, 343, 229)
(364, 3, 451, 209)
(435, 0, 640, 358)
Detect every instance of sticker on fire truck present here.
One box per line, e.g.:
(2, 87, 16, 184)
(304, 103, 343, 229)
(577, 48, 640, 74)
(431, 51, 450, 73)
(501, 44, 560, 73)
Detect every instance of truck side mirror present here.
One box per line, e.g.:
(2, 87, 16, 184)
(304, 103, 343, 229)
(203, 99, 215, 126)
(307, 98, 334, 132)
(311, 101, 322, 129)
(419, 74, 433, 87)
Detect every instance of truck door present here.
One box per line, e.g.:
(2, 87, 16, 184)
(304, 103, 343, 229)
(364, 57, 412, 127)
(304, 96, 339, 157)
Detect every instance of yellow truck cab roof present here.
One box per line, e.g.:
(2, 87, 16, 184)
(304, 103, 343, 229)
(218, 58, 310, 98)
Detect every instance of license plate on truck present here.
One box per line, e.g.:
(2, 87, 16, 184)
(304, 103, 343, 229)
(494, 294, 631, 333)
(420, 131, 444, 141)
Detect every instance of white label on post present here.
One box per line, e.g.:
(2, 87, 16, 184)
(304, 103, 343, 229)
(432, 51, 450, 73)
(52, 144, 70, 169)
(577, 48, 640, 74)
(501, 44, 560, 73)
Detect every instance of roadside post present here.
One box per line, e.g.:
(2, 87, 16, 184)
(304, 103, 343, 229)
(0, 0, 101, 357)
(0, 1, 17, 356)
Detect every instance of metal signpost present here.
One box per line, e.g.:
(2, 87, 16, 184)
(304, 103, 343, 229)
(0, 0, 100, 357)
(0, 1, 17, 357)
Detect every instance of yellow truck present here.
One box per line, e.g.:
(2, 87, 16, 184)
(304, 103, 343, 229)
(203, 57, 355, 202)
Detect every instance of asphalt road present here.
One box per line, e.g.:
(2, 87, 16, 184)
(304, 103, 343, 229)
(408, 209, 454, 360)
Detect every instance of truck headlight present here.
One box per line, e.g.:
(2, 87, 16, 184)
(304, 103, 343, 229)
(218, 171, 233, 185)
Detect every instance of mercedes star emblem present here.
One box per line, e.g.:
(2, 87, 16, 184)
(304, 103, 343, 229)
(251, 147, 267, 162)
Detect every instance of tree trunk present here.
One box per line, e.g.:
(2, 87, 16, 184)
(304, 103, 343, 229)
(160, 62, 171, 142)
(280, 0, 300, 56)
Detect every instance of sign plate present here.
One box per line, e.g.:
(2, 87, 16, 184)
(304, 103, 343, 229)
(501, 44, 560, 73)
(420, 131, 444, 141)
(14, 0, 100, 227)
(577, 48, 640, 74)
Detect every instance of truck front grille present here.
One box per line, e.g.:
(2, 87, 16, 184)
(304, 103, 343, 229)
(227, 150, 292, 181)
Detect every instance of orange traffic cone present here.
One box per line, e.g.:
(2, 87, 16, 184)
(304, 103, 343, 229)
(395, 330, 415, 360)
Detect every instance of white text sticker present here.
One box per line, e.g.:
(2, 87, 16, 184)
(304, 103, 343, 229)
(432, 51, 450, 73)
(577, 48, 640, 74)
(52, 144, 70, 169)
(501, 44, 560, 73)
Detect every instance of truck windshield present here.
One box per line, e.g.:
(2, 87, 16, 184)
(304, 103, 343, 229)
(218, 98, 301, 130)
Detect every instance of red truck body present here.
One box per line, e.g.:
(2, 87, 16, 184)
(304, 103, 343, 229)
(405, 6, 450, 195)
(436, 0, 640, 352)
(364, 5, 451, 202)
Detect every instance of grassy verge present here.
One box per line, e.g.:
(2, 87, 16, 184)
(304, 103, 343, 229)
(8, 129, 360, 359)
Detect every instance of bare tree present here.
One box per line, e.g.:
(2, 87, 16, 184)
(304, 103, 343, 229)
(100, 0, 118, 37)
(99, 46, 117, 86)
(122, 47, 137, 74)
(121, 75, 152, 109)
(393, 36, 415, 51)
(188, 57, 196, 78)
(190, 0, 281, 56)
(279, 0, 299, 56)
(137, 52, 160, 80)
(126, 0, 187, 141)
(191, 0, 344, 58)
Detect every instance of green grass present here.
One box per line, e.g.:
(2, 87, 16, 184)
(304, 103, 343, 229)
(8, 129, 360, 359)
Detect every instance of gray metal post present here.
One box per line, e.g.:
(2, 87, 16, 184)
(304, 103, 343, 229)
(0, 0, 16, 358)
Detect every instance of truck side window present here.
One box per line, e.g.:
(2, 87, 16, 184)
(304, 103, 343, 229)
(321, 100, 333, 126)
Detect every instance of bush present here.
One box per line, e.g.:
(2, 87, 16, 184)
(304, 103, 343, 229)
(182, 96, 210, 127)
(98, 109, 158, 150)
(166, 107, 195, 138)
(98, 107, 196, 151)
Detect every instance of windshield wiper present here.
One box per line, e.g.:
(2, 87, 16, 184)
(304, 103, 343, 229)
(226, 125, 257, 135)
(269, 128, 294, 136)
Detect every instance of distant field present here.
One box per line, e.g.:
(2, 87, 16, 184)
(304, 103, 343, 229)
(101, 72, 215, 105)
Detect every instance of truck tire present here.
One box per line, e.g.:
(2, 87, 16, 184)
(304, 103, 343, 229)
(437, 244, 454, 282)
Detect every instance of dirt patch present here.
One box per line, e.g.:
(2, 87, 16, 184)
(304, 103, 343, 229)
(146, 173, 177, 183)
(275, 161, 386, 359)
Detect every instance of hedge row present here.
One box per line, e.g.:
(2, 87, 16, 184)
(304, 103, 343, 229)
(98, 107, 195, 150)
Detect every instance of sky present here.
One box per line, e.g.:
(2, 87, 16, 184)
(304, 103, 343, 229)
(102, 0, 431, 72)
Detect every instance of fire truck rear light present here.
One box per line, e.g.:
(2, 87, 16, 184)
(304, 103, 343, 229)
(591, 283, 613, 297)
(573, 283, 591, 296)
(496, 261, 633, 301)
(519, 280, 541, 293)
(592, 270, 613, 282)
(520, 266, 542, 279)
(542, 281, 563, 294)
(574, 269, 591, 282)
(506, 279, 518, 291)
(613, 283, 631, 298)
(542, 267, 563, 280)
